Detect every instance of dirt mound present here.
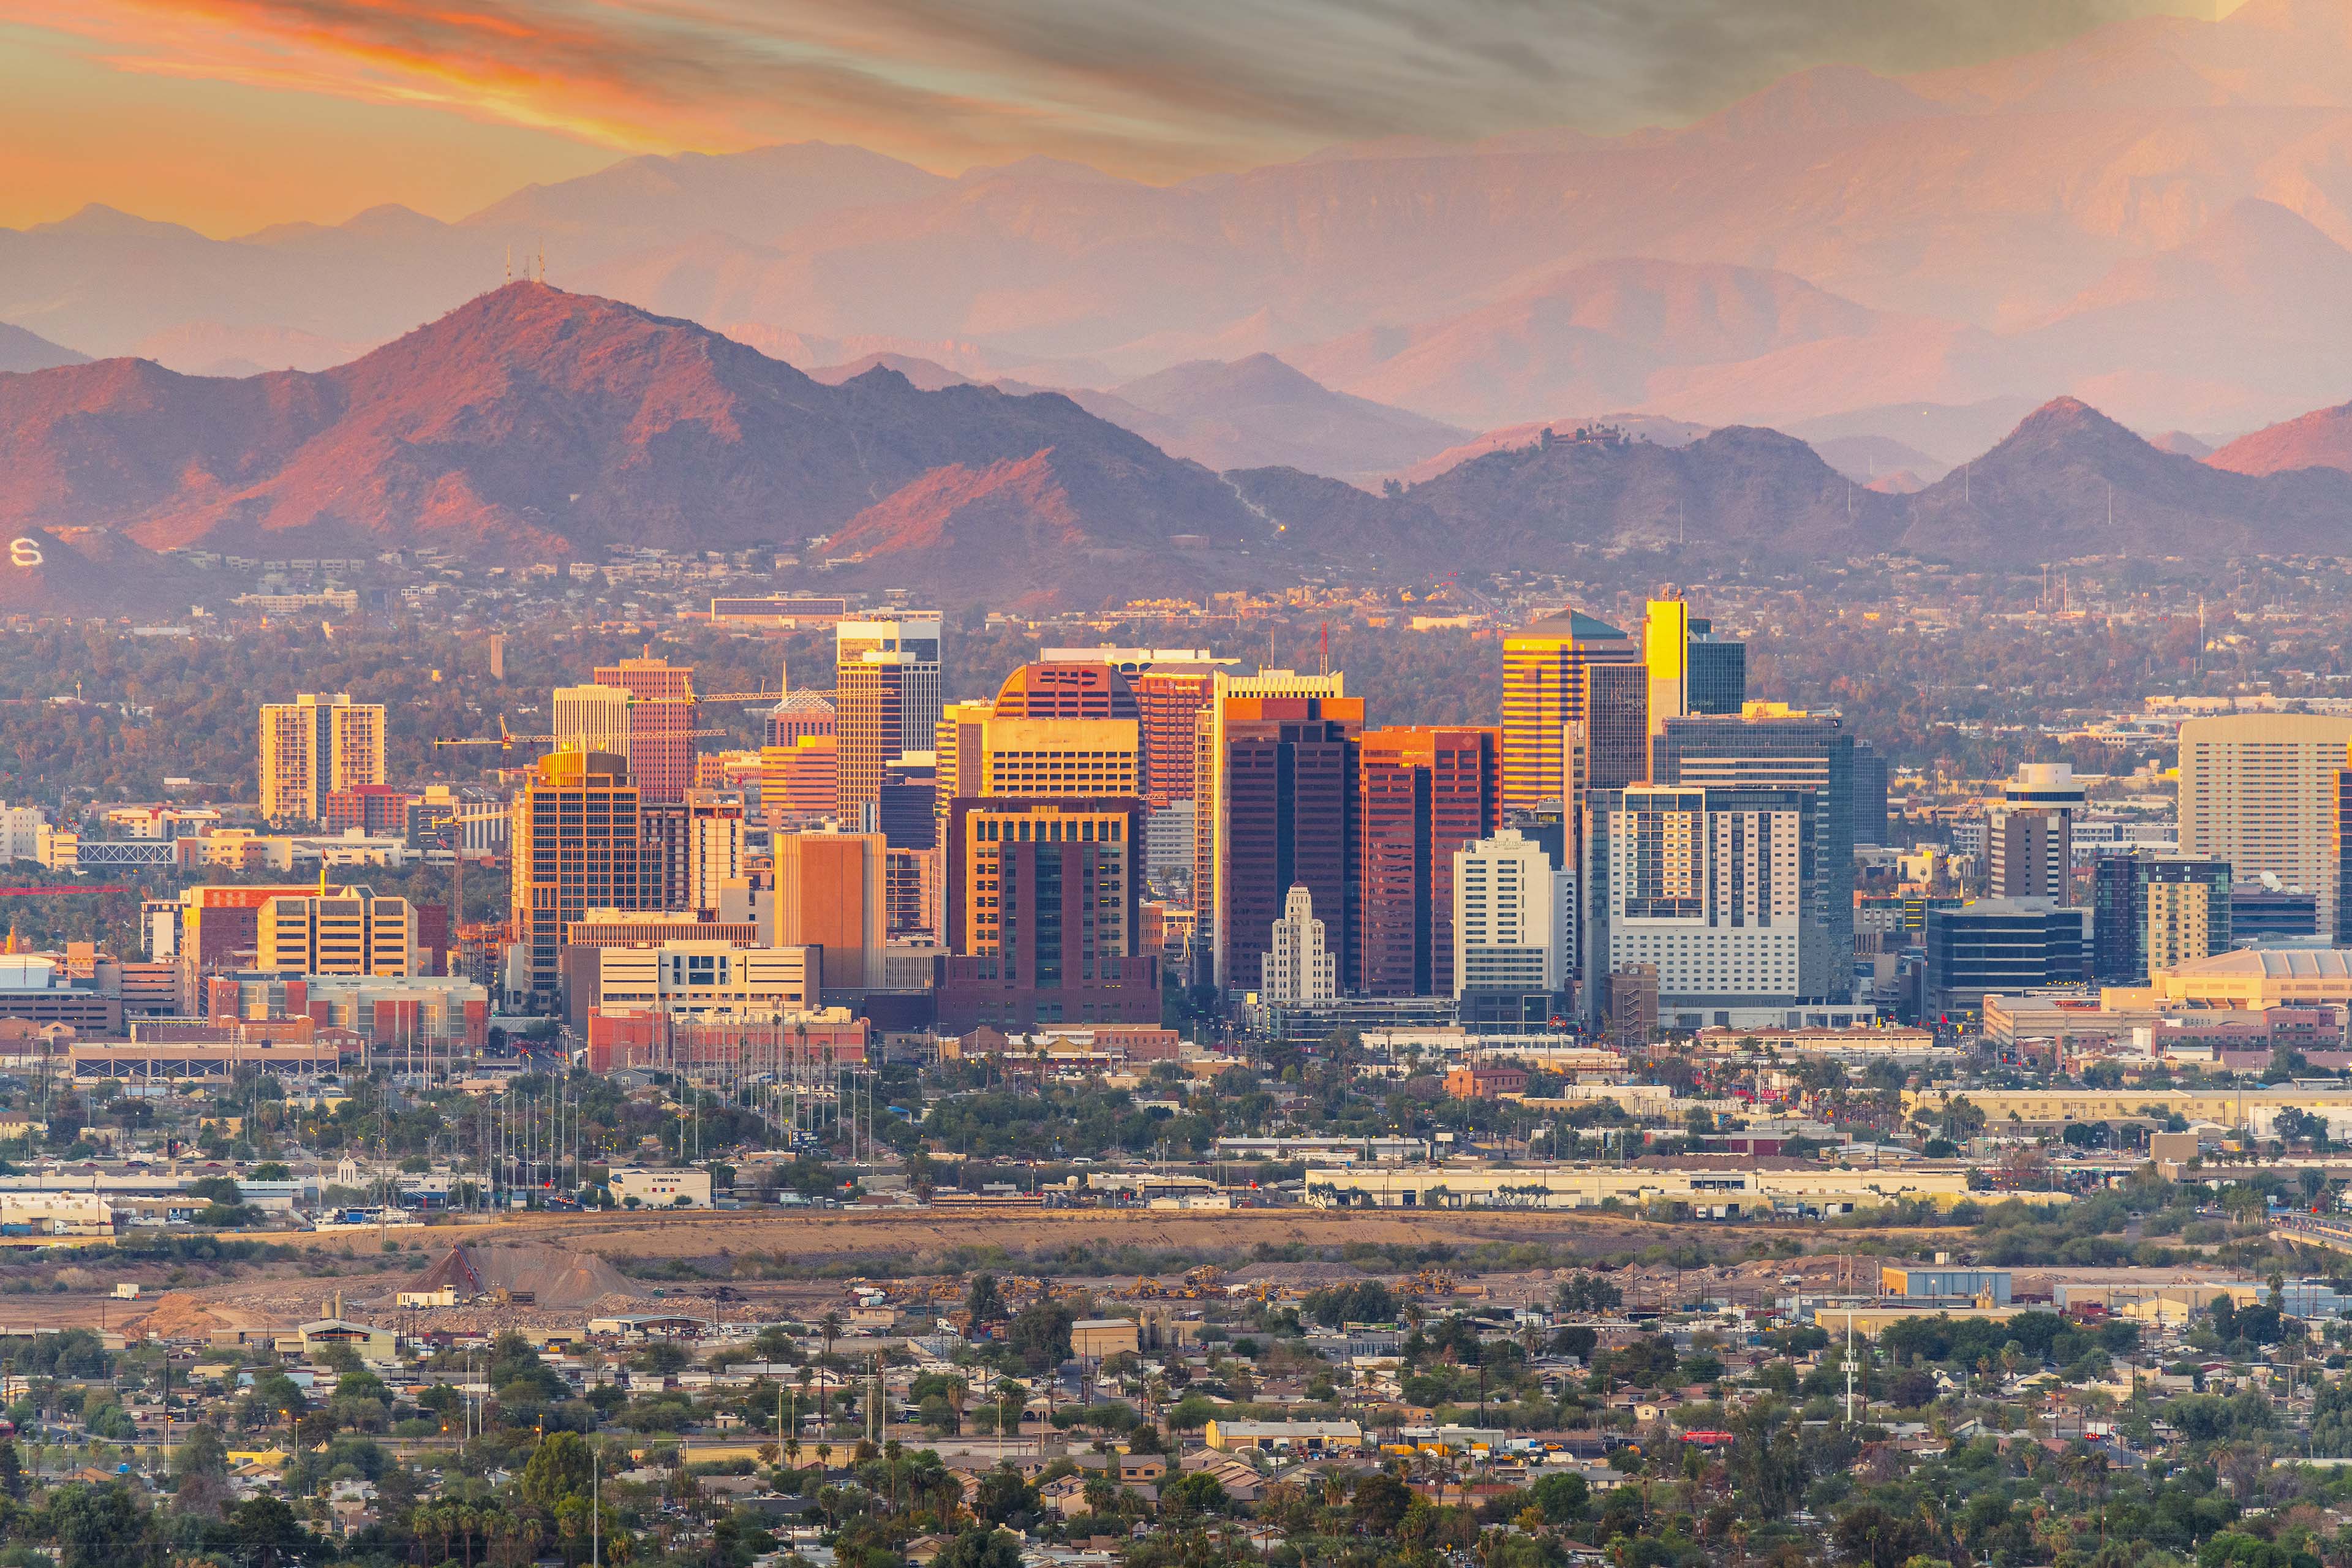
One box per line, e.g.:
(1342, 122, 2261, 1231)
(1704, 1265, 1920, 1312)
(122, 1292, 229, 1341)
(409, 1243, 633, 1310)
(1226, 1261, 1379, 1288)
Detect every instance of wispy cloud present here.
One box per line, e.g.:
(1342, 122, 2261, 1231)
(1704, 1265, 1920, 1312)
(7, 0, 2234, 186)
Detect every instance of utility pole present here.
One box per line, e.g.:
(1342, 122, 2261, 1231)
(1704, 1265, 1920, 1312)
(1845, 1313, 1855, 1427)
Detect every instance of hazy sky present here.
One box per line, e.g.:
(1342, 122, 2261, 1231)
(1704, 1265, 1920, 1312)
(0, 0, 2252, 238)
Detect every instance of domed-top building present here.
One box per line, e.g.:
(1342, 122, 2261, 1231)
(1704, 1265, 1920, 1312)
(991, 661, 1139, 720)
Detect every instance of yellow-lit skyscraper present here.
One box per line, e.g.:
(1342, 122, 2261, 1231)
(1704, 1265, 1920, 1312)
(258, 692, 385, 826)
(836, 615, 943, 821)
(509, 749, 640, 1003)
(1644, 598, 1689, 739)
(1500, 612, 1637, 816)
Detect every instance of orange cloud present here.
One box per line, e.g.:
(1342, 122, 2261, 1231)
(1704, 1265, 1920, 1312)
(2, 0, 2244, 233)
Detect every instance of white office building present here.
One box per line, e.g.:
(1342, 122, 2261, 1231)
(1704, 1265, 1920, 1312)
(1453, 829, 1572, 997)
(1262, 884, 1336, 1003)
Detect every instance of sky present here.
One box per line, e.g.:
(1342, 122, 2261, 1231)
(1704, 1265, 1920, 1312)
(0, 0, 2256, 238)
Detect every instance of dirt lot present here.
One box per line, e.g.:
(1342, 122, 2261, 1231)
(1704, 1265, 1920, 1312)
(273, 1204, 1691, 1265)
(4, 1207, 1975, 1333)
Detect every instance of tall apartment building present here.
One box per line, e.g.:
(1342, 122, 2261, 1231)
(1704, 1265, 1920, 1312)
(1651, 707, 1854, 1003)
(1989, 763, 2086, 901)
(258, 693, 385, 825)
(1204, 694, 1363, 990)
(594, 657, 697, 805)
(1501, 610, 1638, 816)
(1191, 670, 1348, 963)
(639, 791, 745, 918)
(939, 796, 1155, 1030)
(2092, 854, 2233, 984)
(2180, 714, 2352, 934)
(774, 831, 886, 989)
(509, 750, 641, 1003)
(836, 616, 942, 820)
(1453, 828, 1572, 1000)
(255, 888, 413, 977)
(1262, 884, 1336, 1003)
(1583, 783, 1827, 1027)
(1357, 727, 1500, 997)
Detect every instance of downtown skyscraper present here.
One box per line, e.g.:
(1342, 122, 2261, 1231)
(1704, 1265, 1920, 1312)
(835, 615, 942, 821)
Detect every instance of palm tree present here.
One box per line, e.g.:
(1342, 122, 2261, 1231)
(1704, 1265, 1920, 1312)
(818, 1311, 843, 1432)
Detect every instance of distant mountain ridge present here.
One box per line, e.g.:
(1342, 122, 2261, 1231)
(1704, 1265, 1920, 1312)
(1237, 393, 2352, 569)
(0, 322, 86, 373)
(6, 287, 2352, 622)
(0, 284, 1269, 608)
(2206, 401, 2352, 477)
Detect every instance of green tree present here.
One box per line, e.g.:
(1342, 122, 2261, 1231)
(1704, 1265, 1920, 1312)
(49, 1482, 146, 1568)
(521, 1430, 596, 1512)
(233, 1494, 307, 1568)
(1005, 1303, 1074, 1372)
(933, 1527, 1022, 1568)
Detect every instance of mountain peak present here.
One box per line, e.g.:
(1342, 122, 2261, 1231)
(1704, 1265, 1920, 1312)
(31, 204, 204, 242)
(2209, 398, 2352, 477)
(0, 282, 1257, 605)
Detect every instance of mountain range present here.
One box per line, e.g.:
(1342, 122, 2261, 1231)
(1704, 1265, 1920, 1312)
(0, 284, 1277, 610)
(9, 285, 2352, 618)
(14, 0, 2352, 448)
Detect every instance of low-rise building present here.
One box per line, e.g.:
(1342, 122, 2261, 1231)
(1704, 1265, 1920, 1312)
(1202, 1419, 1366, 1453)
(608, 1167, 712, 1208)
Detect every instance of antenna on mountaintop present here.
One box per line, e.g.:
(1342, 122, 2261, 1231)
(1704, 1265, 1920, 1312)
(537, 238, 546, 282)
(504, 245, 512, 284)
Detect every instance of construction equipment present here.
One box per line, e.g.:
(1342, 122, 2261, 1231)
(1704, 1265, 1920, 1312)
(0, 886, 129, 895)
